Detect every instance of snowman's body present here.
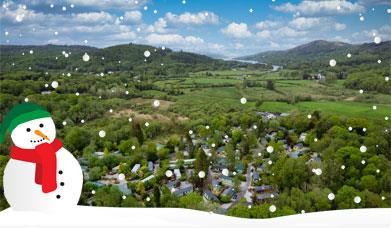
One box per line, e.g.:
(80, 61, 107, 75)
(3, 117, 83, 211)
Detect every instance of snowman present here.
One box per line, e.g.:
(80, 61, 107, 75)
(0, 103, 83, 211)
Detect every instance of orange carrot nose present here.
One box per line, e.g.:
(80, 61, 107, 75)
(34, 130, 49, 141)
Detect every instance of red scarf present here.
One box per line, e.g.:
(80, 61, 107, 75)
(10, 138, 62, 193)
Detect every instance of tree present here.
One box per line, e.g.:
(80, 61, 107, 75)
(133, 122, 144, 145)
(266, 80, 275, 90)
(121, 195, 142, 207)
(94, 186, 122, 207)
(359, 175, 378, 193)
(178, 192, 205, 210)
(88, 166, 103, 181)
(64, 127, 90, 152)
(153, 185, 161, 207)
(335, 185, 362, 209)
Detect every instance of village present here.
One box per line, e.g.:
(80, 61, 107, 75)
(78, 111, 322, 213)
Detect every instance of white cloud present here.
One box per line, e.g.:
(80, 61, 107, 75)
(274, 0, 365, 16)
(124, 11, 142, 24)
(145, 33, 204, 45)
(334, 23, 346, 31)
(276, 27, 307, 37)
(164, 11, 219, 25)
(146, 18, 168, 33)
(221, 22, 251, 38)
(358, 0, 391, 6)
(256, 30, 272, 39)
(289, 17, 322, 30)
(22, 0, 150, 10)
(0, 2, 138, 47)
(289, 17, 346, 31)
(255, 20, 281, 30)
(74, 11, 115, 24)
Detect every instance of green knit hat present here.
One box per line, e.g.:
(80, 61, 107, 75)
(0, 103, 51, 144)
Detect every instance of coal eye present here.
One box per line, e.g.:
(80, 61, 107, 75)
(39, 123, 44, 128)
(26, 128, 31, 132)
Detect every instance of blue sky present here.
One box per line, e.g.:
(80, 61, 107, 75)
(1, 0, 390, 57)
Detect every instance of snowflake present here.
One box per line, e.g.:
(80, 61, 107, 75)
(153, 100, 160, 107)
(354, 196, 361, 204)
(222, 168, 229, 176)
(266, 146, 274, 153)
(359, 145, 367, 153)
(240, 97, 247, 104)
(374, 36, 381, 44)
(118, 173, 125, 181)
(329, 59, 336, 67)
(198, 171, 205, 178)
(82, 53, 90, 62)
(165, 170, 173, 177)
(328, 193, 335, 200)
(269, 205, 276, 212)
(51, 81, 59, 89)
(144, 50, 151, 58)
(98, 130, 106, 138)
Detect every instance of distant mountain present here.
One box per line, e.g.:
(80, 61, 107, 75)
(0, 43, 260, 74)
(238, 40, 391, 67)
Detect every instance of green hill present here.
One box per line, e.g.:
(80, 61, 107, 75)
(238, 40, 391, 69)
(0, 43, 267, 75)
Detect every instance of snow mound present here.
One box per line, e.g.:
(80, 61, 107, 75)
(0, 206, 389, 228)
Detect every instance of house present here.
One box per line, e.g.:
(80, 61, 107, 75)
(252, 171, 260, 182)
(155, 143, 164, 150)
(221, 187, 235, 198)
(255, 192, 278, 203)
(216, 146, 225, 154)
(93, 151, 105, 158)
(293, 143, 304, 151)
(307, 153, 321, 164)
(265, 132, 277, 140)
(253, 185, 273, 193)
(211, 179, 221, 192)
(221, 175, 233, 186)
(116, 182, 131, 195)
(112, 165, 120, 174)
(131, 164, 141, 174)
(212, 157, 228, 171)
(299, 133, 307, 142)
(174, 169, 181, 179)
(173, 182, 193, 197)
(203, 189, 219, 201)
(235, 162, 245, 174)
(202, 147, 212, 157)
(166, 180, 179, 189)
(147, 161, 154, 172)
(141, 174, 155, 183)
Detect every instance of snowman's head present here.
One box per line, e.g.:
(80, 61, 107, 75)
(10, 117, 56, 149)
(0, 103, 54, 148)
